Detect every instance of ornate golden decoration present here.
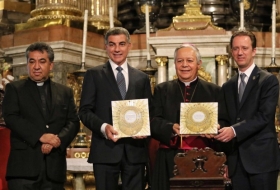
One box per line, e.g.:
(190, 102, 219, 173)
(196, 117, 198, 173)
(155, 56, 168, 67)
(112, 99, 150, 138)
(216, 55, 229, 66)
(88, 15, 122, 32)
(73, 151, 89, 158)
(197, 66, 212, 82)
(15, 1, 97, 32)
(150, 76, 156, 95)
(83, 0, 121, 33)
(65, 172, 74, 190)
(180, 102, 218, 134)
(28, 6, 83, 22)
(161, 0, 223, 31)
(83, 172, 96, 190)
(67, 73, 84, 108)
(244, 0, 251, 10)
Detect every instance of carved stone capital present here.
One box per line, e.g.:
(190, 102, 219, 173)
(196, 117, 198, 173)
(155, 56, 168, 67)
(215, 55, 228, 66)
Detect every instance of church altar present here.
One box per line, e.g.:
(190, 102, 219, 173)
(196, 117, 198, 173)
(66, 158, 94, 190)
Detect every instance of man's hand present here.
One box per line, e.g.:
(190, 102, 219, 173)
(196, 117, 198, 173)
(173, 123, 180, 135)
(105, 124, 119, 142)
(214, 127, 235, 142)
(39, 134, 61, 148)
(201, 124, 220, 139)
(41, 143, 53, 154)
(223, 165, 230, 180)
(173, 123, 190, 138)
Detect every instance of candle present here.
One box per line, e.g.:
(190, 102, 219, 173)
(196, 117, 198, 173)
(272, 1, 276, 58)
(109, 7, 114, 28)
(145, 4, 151, 60)
(277, 0, 280, 15)
(82, 10, 88, 63)
(240, 0, 244, 30)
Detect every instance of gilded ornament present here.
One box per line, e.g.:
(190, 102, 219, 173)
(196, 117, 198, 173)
(180, 102, 218, 134)
(216, 55, 229, 66)
(112, 99, 150, 138)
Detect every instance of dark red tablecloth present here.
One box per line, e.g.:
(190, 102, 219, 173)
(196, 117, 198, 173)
(0, 126, 10, 190)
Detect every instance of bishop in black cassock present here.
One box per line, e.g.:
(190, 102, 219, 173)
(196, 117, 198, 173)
(150, 44, 221, 190)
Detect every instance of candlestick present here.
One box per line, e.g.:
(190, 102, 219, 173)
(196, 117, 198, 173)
(82, 10, 88, 64)
(272, 1, 276, 58)
(109, 7, 114, 28)
(239, 0, 244, 30)
(145, 4, 150, 60)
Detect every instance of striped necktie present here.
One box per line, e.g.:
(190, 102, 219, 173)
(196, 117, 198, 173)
(116, 66, 126, 99)
(239, 73, 246, 102)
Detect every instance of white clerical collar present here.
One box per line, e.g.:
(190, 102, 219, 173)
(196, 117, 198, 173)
(37, 82, 44, 86)
(183, 77, 198, 86)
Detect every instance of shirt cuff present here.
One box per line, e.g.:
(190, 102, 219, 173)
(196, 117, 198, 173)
(230, 126, 236, 137)
(101, 123, 108, 139)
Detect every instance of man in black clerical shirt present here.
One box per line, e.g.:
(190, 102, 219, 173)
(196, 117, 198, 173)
(3, 42, 79, 190)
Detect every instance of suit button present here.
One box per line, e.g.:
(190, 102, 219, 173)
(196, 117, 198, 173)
(46, 125, 49, 128)
(237, 118, 240, 121)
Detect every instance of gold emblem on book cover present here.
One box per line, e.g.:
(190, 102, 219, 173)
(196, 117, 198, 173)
(180, 102, 218, 134)
(112, 99, 150, 138)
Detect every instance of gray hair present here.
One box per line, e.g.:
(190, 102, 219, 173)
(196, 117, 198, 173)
(25, 42, 54, 62)
(104, 27, 131, 45)
(174, 44, 201, 63)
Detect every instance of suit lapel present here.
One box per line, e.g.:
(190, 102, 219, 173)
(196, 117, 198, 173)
(103, 61, 123, 99)
(232, 74, 239, 106)
(125, 65, 135, 99)
(239, 66, 260, 109)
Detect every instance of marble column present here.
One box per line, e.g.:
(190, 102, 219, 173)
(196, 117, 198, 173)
(155, 56, 168, 84)
(216, 55, 229, 86)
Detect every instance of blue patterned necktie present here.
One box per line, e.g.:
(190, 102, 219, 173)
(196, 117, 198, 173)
(239, 73, 246, 102)
(116, 66, 126, 99)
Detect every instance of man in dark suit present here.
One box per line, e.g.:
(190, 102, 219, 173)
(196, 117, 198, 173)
(3, 42, 80, 190)
(79, 27, 152, 190)
(215, 30, 280, 190)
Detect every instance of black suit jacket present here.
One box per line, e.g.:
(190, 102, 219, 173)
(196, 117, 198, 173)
(3, 78, 80, 183)
(219, 66, 280, 176)
(79, 61, 152, 164)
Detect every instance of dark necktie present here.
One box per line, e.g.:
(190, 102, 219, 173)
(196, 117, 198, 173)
(38, 85, 49, 119)
(239, 73, 246, 102)
(116, 66, 126, 99)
